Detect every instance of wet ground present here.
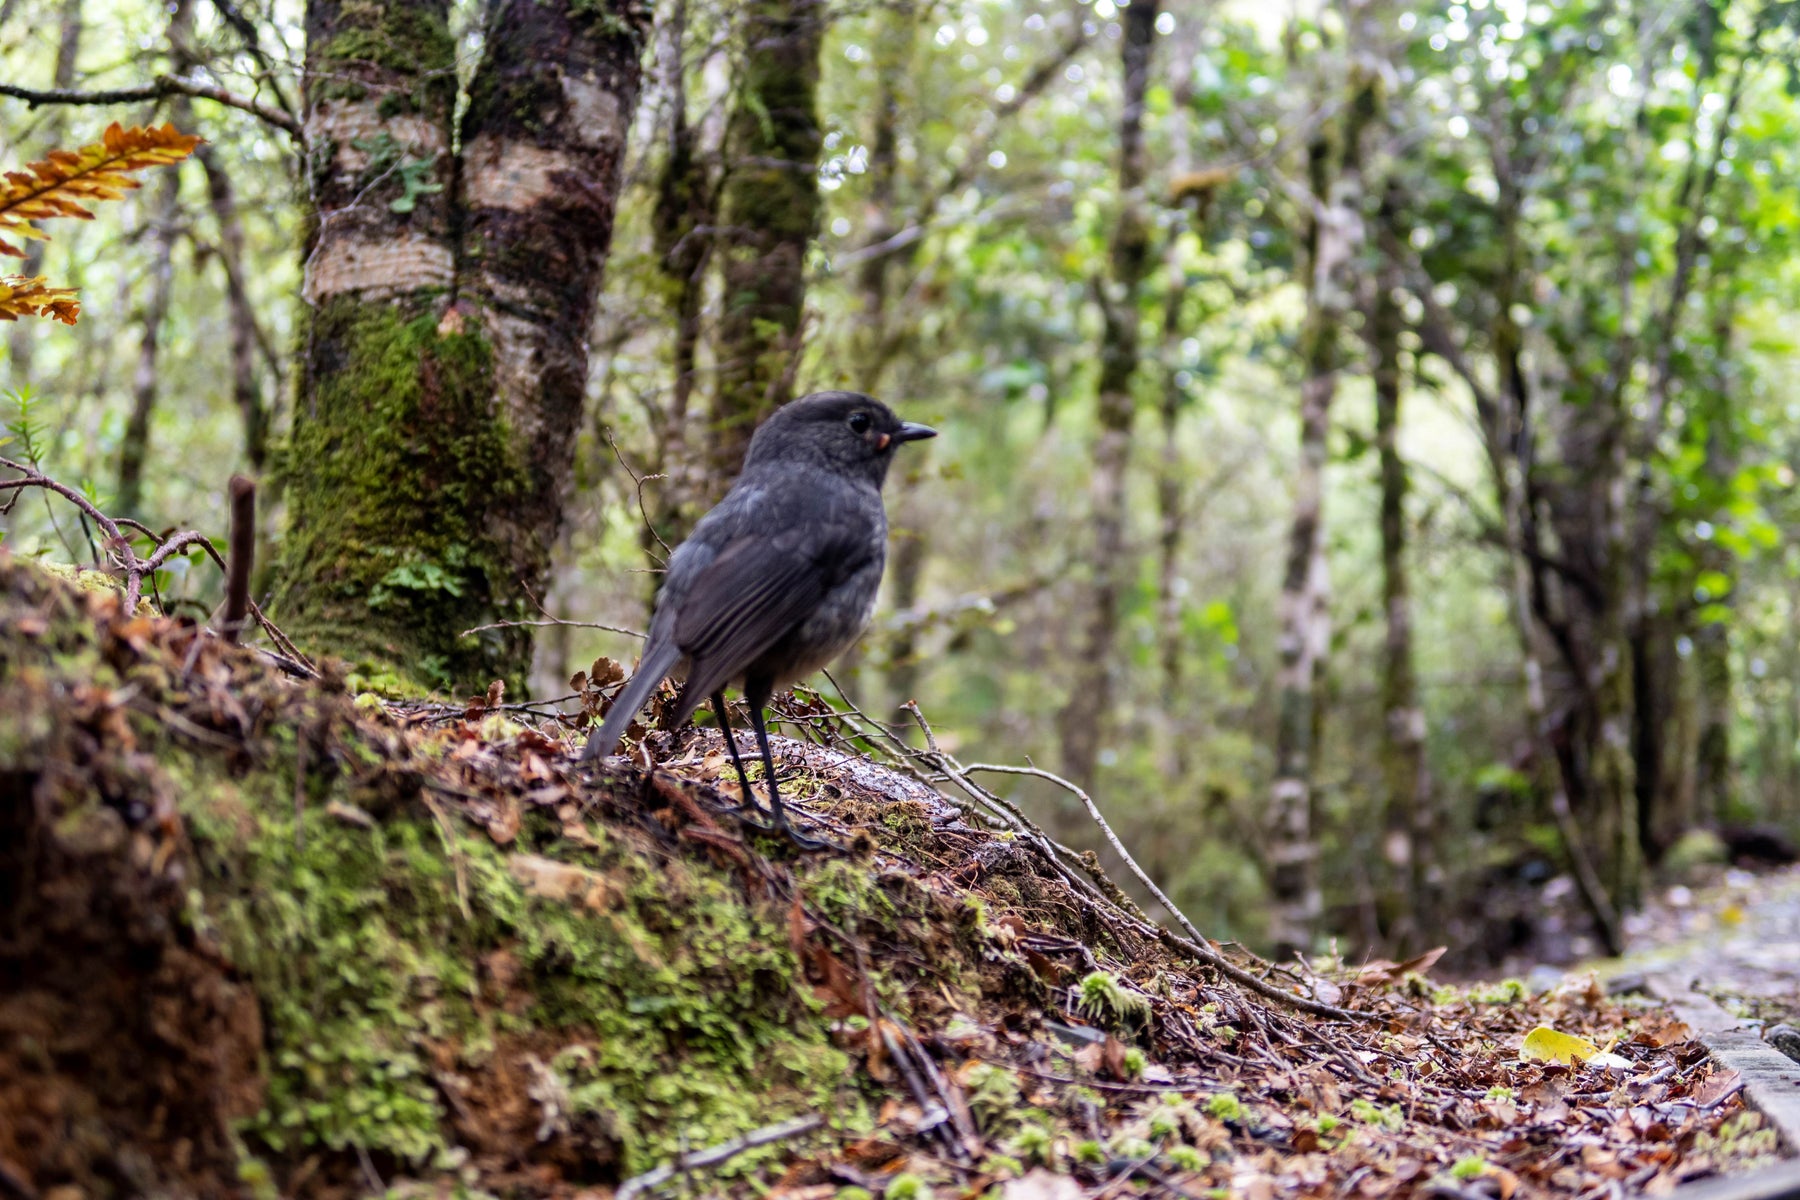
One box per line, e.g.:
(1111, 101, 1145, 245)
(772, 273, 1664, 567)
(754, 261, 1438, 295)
(1613, 864, 1800, 1028)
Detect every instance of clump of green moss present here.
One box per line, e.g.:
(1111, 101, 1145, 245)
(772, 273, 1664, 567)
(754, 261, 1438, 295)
(1075, 970, 1149, 1031)
(273, 300, 533, 690)
(189, 774, 876, 1174)
(1468, 978, 1530, 1005)
(1205, 1092, 1245, 1123)
(1451, 1156, 1487, 1180)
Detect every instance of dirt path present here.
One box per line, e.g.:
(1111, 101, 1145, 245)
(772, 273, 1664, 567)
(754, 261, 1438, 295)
(1613, 864, 1800, 1028)
(1597, 864, 1800, 1161)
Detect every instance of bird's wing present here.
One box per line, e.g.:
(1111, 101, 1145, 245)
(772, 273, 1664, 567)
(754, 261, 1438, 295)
(672, 531, 865, 707)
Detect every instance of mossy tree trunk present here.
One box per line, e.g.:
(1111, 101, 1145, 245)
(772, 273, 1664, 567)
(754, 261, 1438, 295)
(275, 0, 647, 690)
(1368, 201, 1433, 950)
(645, 0, 722, 552)
(1694, 290, 1741, 827)
(1054, 0, 1157, 797)
(704, 0, 824, 494)
(457, 0, 649, 662)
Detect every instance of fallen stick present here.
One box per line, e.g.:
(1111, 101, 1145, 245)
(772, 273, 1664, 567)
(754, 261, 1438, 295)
(613, 1114, 825, 1200)
(222, 474, 255, 644)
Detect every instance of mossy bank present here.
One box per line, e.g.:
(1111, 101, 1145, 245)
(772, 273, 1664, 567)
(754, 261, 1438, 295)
(0, 557, 1037, 1197)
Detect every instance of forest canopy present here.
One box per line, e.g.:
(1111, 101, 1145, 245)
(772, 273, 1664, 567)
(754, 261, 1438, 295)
(2, 0, 1799, 964)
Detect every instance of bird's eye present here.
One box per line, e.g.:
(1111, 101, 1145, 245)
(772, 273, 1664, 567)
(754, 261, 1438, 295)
(847, 412, 872, 434)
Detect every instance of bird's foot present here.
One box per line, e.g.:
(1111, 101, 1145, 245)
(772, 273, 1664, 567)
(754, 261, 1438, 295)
(774, 819, 838, 852)
(726, 806, 839, 851)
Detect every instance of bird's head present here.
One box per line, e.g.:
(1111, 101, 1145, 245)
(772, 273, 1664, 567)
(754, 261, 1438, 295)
(743, 391, 937, 483)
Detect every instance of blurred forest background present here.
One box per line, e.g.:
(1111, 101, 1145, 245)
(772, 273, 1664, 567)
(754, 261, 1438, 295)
(3, 0, 1799, 968)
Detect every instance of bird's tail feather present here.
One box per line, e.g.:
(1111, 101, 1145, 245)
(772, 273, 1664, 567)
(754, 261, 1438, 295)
(581, 640, 682, 762)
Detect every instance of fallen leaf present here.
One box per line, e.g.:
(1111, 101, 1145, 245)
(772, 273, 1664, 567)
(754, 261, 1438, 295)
(1357, 945, 1448, 985)
(508, 854, 615, 910)
(1633, 1017, 1692, 1048)
(1692, 1069, 1741, 1107)
(1101, 1034, 1129, 1080)
(324, 800, 375, 828)
(1521, 1026, 1602, 1066)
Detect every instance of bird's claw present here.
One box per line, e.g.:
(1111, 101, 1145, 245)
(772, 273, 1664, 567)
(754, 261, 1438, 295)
(726, 805, 837, 851)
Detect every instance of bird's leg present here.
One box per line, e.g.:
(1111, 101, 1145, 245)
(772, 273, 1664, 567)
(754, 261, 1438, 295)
(746, 680, 830, 850)
(711, 691, 763, 816)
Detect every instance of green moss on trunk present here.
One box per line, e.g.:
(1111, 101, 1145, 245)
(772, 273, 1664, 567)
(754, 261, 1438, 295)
(707, 0, 825, 489)
(273, 301, 534, 690)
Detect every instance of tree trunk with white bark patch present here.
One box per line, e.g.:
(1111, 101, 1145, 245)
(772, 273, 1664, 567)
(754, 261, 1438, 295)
(273, 0, 648, 690)
(1266, 70, 1377, 961)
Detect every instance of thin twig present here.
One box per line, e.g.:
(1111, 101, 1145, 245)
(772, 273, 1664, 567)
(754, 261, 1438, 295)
(0, 457, 316, 672)
(614, 1114, 824, 1200)
(606, 431, 672, 560)
(960, 760, 1378, 1024)
(460, 616, 645, 639)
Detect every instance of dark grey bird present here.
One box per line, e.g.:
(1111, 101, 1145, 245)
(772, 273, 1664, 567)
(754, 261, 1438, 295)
(581, 390, 936, 842)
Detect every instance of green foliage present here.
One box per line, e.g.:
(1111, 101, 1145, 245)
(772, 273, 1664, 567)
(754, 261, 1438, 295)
(885, 1173, 932, 1200)
(1348, 1100, 1404, 1132)
(1166, 1145, 1209, 1172)
(962, 1063, 1024, 1134)
(347, 134, 447, 214)
(1008, 1121, 1057, 1166)
(1468, 979, 1530, 1005)
(3, 385, 48, 467)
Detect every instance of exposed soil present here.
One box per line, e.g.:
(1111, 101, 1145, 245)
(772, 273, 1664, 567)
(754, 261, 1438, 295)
(0, 771, 264, 1198)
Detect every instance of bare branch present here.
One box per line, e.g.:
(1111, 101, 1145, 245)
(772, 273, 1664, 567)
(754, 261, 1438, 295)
(0, 75, 303, 141)
(0, 456, 314, 673)
(961, 761, 1374, 1022)
(461, 617, 646, 640)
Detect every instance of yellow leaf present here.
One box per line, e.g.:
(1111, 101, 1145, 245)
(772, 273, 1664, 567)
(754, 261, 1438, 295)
(0, 122, 202, 257)
(0, 275, 80, 324)
(1719, 904, 1745, 928)
(1520, 1025, 1600, 1065)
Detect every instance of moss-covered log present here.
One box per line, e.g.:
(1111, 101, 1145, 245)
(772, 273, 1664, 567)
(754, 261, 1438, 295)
(0, 559, 1047, 1195)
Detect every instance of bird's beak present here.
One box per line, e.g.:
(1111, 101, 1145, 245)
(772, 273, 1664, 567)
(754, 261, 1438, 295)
(892, 422, 938, 444)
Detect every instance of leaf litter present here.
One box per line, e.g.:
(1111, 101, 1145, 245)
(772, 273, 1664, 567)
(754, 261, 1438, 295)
(0, 556, 1784, 1198)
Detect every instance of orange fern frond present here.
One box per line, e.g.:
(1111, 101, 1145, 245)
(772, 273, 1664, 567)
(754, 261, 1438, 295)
(0, 122, 202, 258)
(0, 275, 81, 324)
